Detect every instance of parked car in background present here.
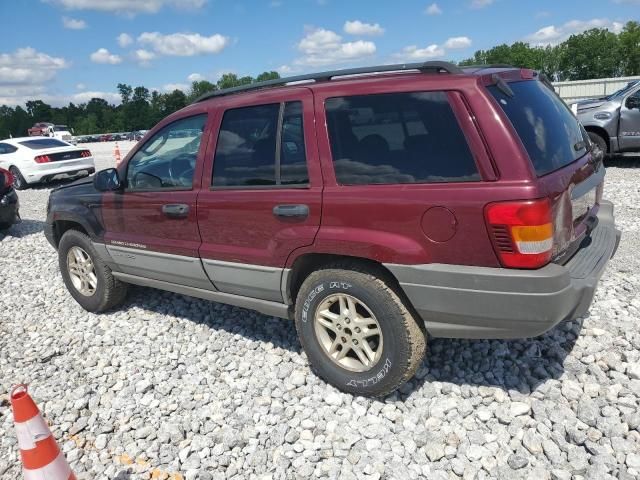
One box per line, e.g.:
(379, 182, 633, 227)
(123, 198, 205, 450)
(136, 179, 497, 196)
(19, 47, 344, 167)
(572, 81, 640, 157)
(27, 122, 77, 145)
(127, 130, 148, 141)
(46, 62, 620, 397)
(99, 134, 112, 142)
(0, 167, 19, 230)
(0, 137, 95, 190)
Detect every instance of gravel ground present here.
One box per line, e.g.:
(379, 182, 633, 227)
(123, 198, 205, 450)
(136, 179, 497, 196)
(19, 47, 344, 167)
(0, 145, 639, 480)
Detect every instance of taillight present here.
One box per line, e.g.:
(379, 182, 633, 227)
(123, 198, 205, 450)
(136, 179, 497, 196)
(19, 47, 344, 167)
(34, 155, 51, 164)
(80, 150, 91, 157)
(485, 198, 553, 269)
(0, 168, 14, 189)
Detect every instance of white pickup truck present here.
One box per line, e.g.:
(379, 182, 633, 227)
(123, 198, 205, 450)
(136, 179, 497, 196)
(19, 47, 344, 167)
(27, 122, 77, 145)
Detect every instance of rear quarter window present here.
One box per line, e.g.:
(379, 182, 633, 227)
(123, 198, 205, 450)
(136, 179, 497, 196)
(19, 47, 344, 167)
(325, 91, 480, 185)
(488, 80, 587, 176)
(19, 138, 70, 149)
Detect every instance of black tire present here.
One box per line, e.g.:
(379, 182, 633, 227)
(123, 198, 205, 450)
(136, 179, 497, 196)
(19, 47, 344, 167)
(58, 229, 128, 312)
(588, 132, 607, 159)
(9, 167, 27, 190)
(295, 264, 426, 397)
(0, 222, 11, 231)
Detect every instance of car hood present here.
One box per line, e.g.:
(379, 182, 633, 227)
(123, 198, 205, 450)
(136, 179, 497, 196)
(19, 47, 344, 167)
(576, 98, 607, 110)
(51, 175, 95, 194)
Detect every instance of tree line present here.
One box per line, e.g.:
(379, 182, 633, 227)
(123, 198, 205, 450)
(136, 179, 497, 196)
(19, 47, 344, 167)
(0, 21, 638, 138)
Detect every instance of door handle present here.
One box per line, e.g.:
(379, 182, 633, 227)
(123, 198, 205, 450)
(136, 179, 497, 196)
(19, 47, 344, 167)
(162, 203, 189, 218)
(273, 204, 309, 218)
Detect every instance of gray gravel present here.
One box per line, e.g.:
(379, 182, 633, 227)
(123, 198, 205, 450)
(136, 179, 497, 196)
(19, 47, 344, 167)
(0, 149, 639, 479)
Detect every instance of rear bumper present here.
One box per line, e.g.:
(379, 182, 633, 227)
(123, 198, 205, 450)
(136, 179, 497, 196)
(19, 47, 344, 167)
(386, 200, 621, 339)
(25, 159, 95, 183)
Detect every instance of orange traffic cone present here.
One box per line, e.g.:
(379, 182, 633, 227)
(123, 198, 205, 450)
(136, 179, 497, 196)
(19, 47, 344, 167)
(10, 384, 76, 480)
(114, 142, 121, 166)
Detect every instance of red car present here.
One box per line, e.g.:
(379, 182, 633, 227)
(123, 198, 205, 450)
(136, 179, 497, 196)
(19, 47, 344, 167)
(45, 62, 620, 396)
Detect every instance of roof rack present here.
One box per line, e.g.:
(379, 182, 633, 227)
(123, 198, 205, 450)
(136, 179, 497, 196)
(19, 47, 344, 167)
(193, 61, 464, 103)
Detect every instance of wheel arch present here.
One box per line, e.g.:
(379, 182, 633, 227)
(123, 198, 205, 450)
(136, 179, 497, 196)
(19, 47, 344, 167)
(285, 253, 407, 309)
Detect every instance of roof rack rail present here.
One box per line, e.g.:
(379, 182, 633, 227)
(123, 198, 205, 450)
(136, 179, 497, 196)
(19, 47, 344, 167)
(193, 61, 464, 103)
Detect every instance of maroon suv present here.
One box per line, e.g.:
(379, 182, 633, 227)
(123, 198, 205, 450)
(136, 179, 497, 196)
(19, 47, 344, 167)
(45, 62, 620, 397)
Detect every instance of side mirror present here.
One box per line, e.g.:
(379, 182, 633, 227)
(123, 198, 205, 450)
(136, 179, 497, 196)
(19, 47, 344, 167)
(626, 96, 640, 110)
(94, 168, 122, 192)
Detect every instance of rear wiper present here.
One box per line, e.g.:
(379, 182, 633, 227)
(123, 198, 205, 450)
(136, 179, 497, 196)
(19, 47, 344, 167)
(491, 74, 514, 98)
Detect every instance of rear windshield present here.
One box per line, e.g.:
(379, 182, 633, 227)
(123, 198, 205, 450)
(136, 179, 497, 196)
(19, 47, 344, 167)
(489, 80, 587, 176)
(19, 138, 69, 149)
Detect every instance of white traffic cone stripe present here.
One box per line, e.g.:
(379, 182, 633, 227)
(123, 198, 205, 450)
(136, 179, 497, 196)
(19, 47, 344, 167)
(23, 451, 72, 480)
(15, 414, 51, 450)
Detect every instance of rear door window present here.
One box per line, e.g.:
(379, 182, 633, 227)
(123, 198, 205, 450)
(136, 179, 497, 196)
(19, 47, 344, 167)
(488, 80, 587, 176)
(212, 101, 309, 187)
(325, 92, 479, 185)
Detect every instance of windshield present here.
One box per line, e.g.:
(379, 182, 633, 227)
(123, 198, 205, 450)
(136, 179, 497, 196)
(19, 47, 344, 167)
(489, 80, 587, 176)
(19, 138, 70, 149)
(54, 125, 70, 131)
(606, 81, 639, 101)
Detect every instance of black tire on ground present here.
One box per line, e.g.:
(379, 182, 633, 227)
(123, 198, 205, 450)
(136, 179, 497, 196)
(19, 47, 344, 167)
(588, 131, 608, 159)
(58, 229, 128, 312)
(295, 264, 426, 397)
(9, 166, 27, 190)
(0, 222, 11, 231)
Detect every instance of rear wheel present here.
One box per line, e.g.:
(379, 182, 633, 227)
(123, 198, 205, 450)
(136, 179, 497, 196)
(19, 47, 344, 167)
(588, 132, 607, 160)
(58, 229, 128, 312)
(9, 167, 27, 190)
(295, 265, 426, 397)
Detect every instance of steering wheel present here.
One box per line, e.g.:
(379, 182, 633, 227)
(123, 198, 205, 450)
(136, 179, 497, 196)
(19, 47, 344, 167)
(169, 154, 195, 186)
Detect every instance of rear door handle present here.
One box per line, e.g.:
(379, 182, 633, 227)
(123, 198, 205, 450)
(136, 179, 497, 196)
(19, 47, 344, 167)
(273, 204, 309, 218)
(162, 203, 189, 218)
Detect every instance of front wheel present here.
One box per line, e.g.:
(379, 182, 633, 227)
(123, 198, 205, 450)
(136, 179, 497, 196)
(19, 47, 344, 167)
(58, 229, 128, 312)
(588, 132, 607, 160)
(295, 265, 426, 397)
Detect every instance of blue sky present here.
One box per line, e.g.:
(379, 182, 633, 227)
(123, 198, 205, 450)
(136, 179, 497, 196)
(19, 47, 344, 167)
(0, 0, 637, 106)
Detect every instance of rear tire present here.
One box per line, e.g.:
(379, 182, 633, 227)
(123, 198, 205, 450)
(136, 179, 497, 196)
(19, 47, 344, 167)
(588, 132, 607, 160)
(9, 167, 27, 190)
(295, 264, 426, 397)
(58, 229, 128, 312)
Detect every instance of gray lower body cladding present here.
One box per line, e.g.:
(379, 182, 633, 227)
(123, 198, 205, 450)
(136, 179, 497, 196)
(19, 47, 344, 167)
(386, 200, 621, 339)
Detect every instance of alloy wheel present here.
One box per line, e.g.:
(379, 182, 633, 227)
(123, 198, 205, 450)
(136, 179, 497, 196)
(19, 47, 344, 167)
(313, 293, 383, 372)
(66, 246, 98, 296)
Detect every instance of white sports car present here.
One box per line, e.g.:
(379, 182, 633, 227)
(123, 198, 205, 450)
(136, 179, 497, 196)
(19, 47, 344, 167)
(0, 137, 95, 190)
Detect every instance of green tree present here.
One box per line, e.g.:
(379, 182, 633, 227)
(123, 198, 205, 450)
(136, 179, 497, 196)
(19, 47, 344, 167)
(256, 71, 281, 82)
(559, 28, 622, 80)
(117, 83, 133, 104)
(188, 80, 217, 102)
(619, 21, 640, 76)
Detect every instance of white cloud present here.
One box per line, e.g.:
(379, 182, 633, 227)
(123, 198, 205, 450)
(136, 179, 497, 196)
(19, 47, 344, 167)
(470, 0, 493, 8)
(90, 48, 122, 64)
(138, 31, 229, 56)
(163, 83, 189, 92)
(131, 49, 156, 66)
(444, 36, 472, 49)
(425, 3, 442, 15)
(343, 20, 384, 36)
(535, 11, 550, 19)
(525, 18, 626, 46)
(0, 87, 121, 107)
(0, 47, 68, 86)
(76, 82, 86, 90)
(187, 72, 204, 82)
(117, 33, 133, 47)
(269, 0, 282, 6)
(395, 44, 445, 61)
(62, 16, 87, 29)
(43, 0, 206, 15)
(294, 28, 376, 67)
